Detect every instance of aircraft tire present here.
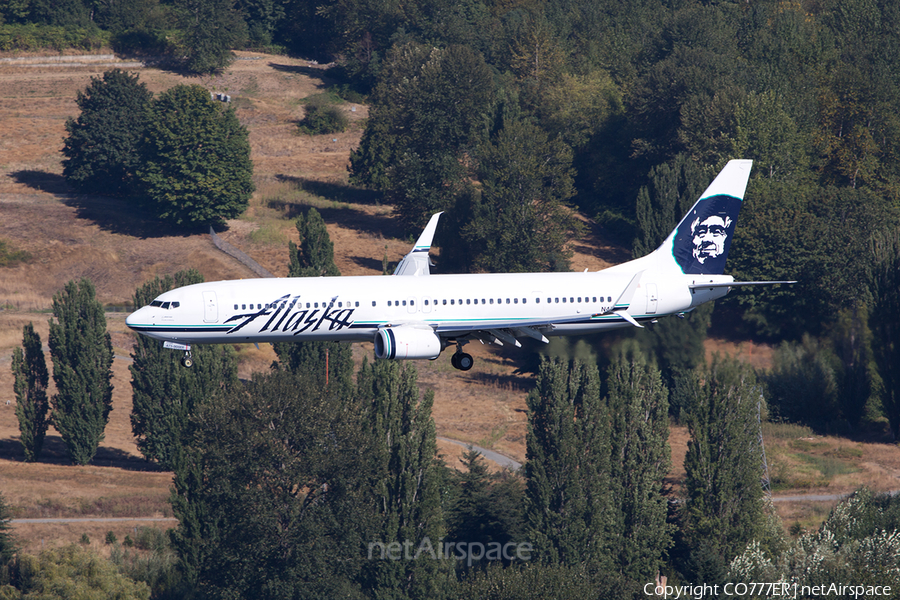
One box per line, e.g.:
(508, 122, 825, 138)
(181, 356, 193, 368)
(457, 353, 474, 371)
(450, 353, 460, 370)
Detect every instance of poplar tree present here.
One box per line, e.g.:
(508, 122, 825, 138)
(48, 278, 114, 466)
(12, 322, 50, 462)
(678, 357, 767, 583)
(603, 344, 673, 582)
(130, 270, 237, 470)
(525, 358, 611, 567)
(871, 230, 900, 440)
(632, 155, 714, 381)
(356, 359, 449, 599)
(274, 208, 353, 394)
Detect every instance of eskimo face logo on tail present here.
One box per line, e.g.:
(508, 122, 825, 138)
(672, 194, 742, 275)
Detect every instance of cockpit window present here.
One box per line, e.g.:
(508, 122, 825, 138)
(150, 300, 179, 309)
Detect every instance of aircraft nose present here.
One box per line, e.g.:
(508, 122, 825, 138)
(125, 308, 144, 331)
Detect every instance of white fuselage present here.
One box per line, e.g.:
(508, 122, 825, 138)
(124, 269, 733, 346)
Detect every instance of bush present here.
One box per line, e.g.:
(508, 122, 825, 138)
(0, 24, 108, 52)
(298, 95, 349, 135)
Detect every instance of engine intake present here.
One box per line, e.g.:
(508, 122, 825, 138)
(374, 326, 442, 360)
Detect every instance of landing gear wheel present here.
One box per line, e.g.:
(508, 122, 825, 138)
(181, 354, 193, 368)
(453, 352, 474, 371)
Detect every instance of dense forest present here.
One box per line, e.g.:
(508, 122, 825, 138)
(4, 0, 900, 598)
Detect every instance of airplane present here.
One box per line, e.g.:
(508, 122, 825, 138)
(126, 159, 794, 370)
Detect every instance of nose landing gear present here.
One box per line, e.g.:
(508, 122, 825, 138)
(181, 351, 193, 368)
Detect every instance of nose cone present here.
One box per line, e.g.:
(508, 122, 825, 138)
(125, 307, 145, 331)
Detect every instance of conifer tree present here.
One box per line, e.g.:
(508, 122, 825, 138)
(356, 359, 449, 599)
(274, 208, 353, 394)
(12, 322, 50, 462)
(447, 449, 525, 567)
(525, 358, 611, 567)
(130, 270, 237, 470)
(48, 278, 114, 466)
(678, 357, 767, 583)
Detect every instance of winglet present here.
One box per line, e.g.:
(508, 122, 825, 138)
(394, 212, 443, 276)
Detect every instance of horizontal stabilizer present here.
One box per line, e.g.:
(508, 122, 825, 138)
(688, 281, 797, 290)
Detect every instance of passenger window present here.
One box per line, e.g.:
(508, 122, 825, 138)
(577, 297, 581, 303)
(506, 299, 510, 304)
(234, 304, 238, 310)
(562, 298, 566, 303)
(536, 298, 540, 303)
(356, 301, 360, 307)
(523, 298, 527, 304)
(490, 299, 494, 304)
(388, 301, 392, 306)
(451, 299, 455, 305)
(402, 300, 407, 306)
(410, 300, 414, 306)
(608, 296, 612, 302)
(372, 301, 376, 307)
(514, 298, 518, 304)
(466, 299, 471, 305)
(241, 304, 246, 310)
(443, 299, 447, 305)
(425, 299, 429, 306)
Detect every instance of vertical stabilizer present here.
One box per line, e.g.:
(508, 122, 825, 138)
(660, 159, 753, 275)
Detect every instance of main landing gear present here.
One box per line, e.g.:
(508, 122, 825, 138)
(450, 341, 473, 371)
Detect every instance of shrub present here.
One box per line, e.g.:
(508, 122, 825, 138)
(298, 95, 349, 135)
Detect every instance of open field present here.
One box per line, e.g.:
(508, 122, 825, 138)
(2, 51, 899, 552)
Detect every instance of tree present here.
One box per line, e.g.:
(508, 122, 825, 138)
(446, 450, 525, 568)
(349, 42, 495, 232)
(129, 270, 237, 470)
(137, 84, 254, 228)
(631, 155, 714, 381)
(175, 0, 247, 74)
(603, 344, 672, 583)
(525, 359, 610, 567)
(48, 278, 114, 466)
(273, 208, 353, 394)
(356, 359, 449, 598)
(62, 69, 153, 198)
(10, 545, 150, 599)
(871, 230, 900, 440)
(170, 370, 374, 599)
(0, 492, 15, 564)
(454, 116, 581, 273)
(677, 357, 769, 583)
(12, 322, 50, 462)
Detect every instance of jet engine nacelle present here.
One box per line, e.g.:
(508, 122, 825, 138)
(374, 326, 442, 360)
